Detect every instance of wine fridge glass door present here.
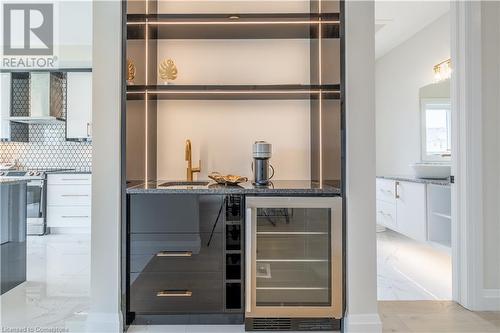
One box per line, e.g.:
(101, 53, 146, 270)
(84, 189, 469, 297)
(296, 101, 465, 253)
(245, 197, 343, 319)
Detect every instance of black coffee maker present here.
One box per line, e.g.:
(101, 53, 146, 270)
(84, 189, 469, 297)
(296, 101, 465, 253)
(252, 141, 275, 186)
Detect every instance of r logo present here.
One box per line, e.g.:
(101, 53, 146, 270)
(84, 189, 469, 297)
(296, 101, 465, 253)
(3, 3, 53, 56)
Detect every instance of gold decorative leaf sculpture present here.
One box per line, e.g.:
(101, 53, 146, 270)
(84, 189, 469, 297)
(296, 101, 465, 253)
(159, 59, 178, 83)
(127, 58, 136, 84)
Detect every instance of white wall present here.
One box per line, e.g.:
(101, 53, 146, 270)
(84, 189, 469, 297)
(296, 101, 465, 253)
(375, 13, 450, 176)
(154, 39, 316, 180)
(345, 1, 381, 332)
(157, 100, 311, 180)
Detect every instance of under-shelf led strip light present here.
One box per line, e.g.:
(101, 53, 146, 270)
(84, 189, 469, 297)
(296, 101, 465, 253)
(127, 20, 339, 26)
(144, 0, 149, 183)
(319, 0, 323, 186)
(126, 89, 339, 96)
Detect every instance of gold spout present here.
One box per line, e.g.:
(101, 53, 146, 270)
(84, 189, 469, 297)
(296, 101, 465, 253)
(185, 139, 201, 181)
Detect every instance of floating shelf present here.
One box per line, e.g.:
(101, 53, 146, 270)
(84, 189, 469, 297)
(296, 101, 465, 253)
(126, 84, 341, 100)
(127, 13, 340, 39)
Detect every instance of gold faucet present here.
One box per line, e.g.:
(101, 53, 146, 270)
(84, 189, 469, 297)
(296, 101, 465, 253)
(185, 139, 201, 181)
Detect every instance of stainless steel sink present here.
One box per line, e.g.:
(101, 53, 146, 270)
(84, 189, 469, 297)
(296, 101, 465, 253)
(159, 181, 210, 187)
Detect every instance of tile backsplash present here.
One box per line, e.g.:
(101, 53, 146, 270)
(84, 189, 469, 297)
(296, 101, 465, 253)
(0, 123, 92, 171)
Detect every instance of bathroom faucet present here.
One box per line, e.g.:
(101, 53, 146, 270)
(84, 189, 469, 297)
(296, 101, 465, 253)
(185, 139, 201, 181)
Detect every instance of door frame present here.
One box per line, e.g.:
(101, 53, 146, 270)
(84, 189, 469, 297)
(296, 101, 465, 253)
(450, 1, 498, 311)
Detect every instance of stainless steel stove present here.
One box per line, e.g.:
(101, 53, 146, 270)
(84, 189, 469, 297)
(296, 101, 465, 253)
(0, 169, 73, 235)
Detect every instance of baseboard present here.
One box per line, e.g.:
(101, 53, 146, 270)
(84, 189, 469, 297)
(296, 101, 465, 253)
(344, 313, 382, 333)
(85, 311, 122, 332)
(481, 289, 500, 311)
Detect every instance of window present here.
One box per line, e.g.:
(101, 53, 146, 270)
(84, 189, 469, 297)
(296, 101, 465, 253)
(421, 99, 451, 162)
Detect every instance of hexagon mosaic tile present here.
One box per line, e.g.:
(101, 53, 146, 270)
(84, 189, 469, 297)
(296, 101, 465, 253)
(0, 123, 92, 171)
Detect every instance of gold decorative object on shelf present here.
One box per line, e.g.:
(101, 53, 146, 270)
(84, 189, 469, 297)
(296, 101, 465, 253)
(127, 58, 136, 85)
(159, 58, 178, 84)
(209, 172, 248, 186)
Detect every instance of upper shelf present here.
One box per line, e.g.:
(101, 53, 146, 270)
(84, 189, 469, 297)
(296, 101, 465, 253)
(126, 13, 340, 39)
(126, 84, 341, 100)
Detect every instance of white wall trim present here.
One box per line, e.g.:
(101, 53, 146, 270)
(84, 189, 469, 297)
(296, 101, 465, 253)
(450, 0, 484, 311)
(344, 313, 383, 333)
(85, 312, 122, 332)
(481, 289, 500, 311)
(345, 1, 381, 332)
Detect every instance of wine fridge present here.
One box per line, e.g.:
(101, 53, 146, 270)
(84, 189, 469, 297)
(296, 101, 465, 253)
(245, 197, 343, 330)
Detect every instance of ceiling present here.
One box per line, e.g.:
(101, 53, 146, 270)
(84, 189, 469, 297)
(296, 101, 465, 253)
(375, 1, 450, 59)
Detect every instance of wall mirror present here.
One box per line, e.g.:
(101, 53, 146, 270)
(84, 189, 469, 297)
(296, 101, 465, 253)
(419, 79, 451, 162)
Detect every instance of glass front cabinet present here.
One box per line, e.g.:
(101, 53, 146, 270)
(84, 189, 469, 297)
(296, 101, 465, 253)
(245, 197, 343, 319)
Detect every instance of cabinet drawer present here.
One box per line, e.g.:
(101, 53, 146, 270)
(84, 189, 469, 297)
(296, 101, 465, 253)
(48, 185, 91, 206)
(130, 272, 223, 313)
(130, 194, 224, 233)
(48, 174, 91, 185)
(130, 233, 222, 273)
(47, 206, 91, 227)
(376, 178, 396, 204)
(376, 200, 397, 230)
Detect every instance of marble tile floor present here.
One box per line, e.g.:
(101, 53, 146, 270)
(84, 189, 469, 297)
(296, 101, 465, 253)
(0, 234, 90, 331)
(377, 229, 452, 301)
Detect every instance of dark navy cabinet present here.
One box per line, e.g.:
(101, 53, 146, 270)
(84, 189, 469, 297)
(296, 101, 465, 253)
(0, 181, 27, 295)
(127, 194, 244, 324)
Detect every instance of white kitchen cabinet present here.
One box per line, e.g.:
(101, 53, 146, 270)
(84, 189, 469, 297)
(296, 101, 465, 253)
(0, 73, 11, 141)
(376, 178, 427, 242)
(47, 173, 91, 233)
(66, 72, 92, 141)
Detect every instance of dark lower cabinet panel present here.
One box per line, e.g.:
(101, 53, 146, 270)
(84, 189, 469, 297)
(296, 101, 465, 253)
(130, 194, 200, 233)
(130, 233, 223, 273)
(130, 272, 223, 313)
(129, 194, 225, 233)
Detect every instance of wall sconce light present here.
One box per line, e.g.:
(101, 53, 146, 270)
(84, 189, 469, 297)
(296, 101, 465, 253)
(434, 58, 452, 82)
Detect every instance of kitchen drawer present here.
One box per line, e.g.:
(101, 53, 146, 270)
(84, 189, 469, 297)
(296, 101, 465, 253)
(130, 194, 224, 233)
(376, 200, 397, 230)
(376, 178, 396, 204)
(47, 206, 91, 228)
(47, 185, 91, 206)
(47, 173, 91, 185)
(130, 233, 222, 273)
(130, 272, 223, 313)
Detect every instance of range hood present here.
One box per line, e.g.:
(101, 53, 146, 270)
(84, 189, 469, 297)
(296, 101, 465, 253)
(8, 73, 64, 124)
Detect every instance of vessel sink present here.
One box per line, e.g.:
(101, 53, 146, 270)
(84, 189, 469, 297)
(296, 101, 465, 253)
(410, 163, 451, 179)
(159, 181, 210, 187)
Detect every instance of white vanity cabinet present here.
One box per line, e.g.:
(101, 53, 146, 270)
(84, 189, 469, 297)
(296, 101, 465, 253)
(0, 73, 11, 141)
(47, 173, 92, 233)
(395, 181, 427, 242)
(376, 178, 427, 242)
(66, 72, 92, 141)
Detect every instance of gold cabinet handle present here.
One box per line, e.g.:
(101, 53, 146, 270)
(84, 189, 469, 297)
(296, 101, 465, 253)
(156, 290, 192, 297)
(156, 251, 192, 257)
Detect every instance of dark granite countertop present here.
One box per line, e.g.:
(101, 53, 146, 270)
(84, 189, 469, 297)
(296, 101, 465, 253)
(127, 180, 341, 196)
(377, 175, 450, 186)
(0, 178, 30, 185)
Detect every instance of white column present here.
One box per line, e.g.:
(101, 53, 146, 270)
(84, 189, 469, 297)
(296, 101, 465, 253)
(86, 0, 123, 331)
(344, 1, 381, 332)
